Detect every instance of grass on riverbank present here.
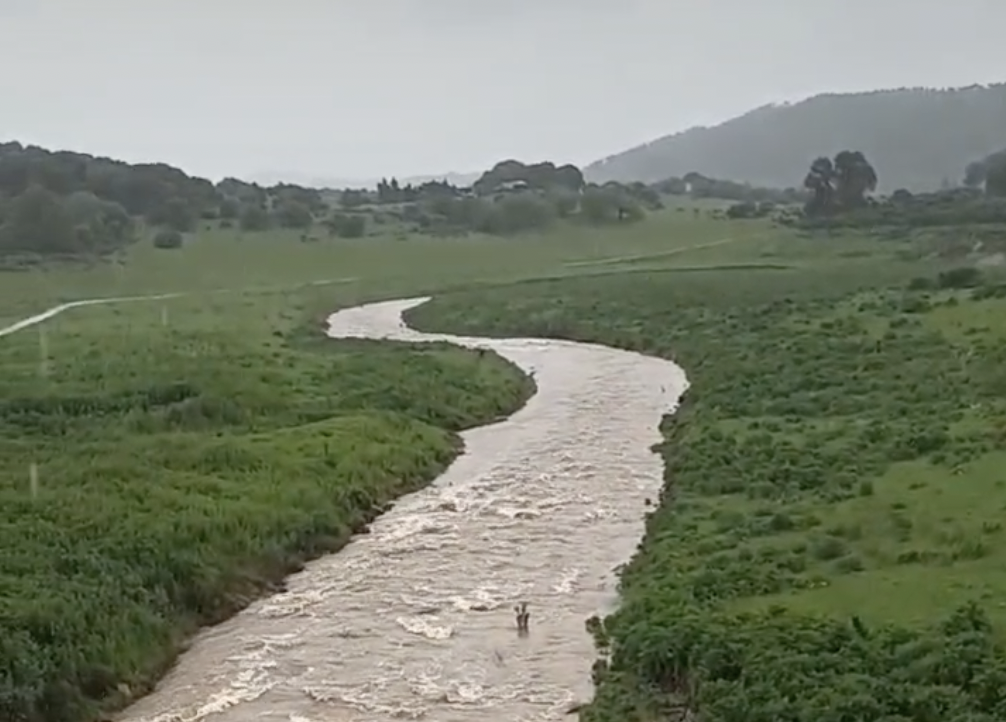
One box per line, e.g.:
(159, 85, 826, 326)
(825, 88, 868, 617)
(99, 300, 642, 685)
(3, 205, 766, 721)
(0, 286, 534, 721)
(1, 206, 959, 722)
(407, 241, 1006, 721)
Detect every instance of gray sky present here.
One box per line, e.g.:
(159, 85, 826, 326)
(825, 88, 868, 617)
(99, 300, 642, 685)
(1, 1, 1003, 182)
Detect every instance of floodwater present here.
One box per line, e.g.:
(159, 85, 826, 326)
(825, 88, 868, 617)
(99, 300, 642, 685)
(117, 296, 688, 722)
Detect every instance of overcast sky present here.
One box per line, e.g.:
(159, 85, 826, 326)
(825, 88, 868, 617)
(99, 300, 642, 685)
(1, 1, 1003, 182)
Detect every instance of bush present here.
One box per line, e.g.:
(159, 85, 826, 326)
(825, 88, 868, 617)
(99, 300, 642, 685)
(152, 229, 183, 249)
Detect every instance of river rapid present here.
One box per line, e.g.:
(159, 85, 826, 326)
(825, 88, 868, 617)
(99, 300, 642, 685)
(116, 296, 688, 722)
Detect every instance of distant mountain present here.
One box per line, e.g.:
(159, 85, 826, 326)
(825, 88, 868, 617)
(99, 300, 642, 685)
(585, 84, 1006, 192)
(248, 170, 480, 190)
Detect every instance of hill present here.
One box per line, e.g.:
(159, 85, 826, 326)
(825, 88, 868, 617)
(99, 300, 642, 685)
(585, 83, 1006, 192)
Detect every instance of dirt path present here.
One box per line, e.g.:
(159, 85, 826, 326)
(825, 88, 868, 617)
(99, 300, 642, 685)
(562, 235, 742, 269)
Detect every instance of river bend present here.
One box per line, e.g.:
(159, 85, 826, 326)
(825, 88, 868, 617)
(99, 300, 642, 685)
(115, 296, 688, 722)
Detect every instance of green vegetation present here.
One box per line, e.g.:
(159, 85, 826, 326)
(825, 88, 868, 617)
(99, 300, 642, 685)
(0, 189, 759, 721)
(586, 83, 1006, 191)
(408, 224, 1006, 719)
(0, 146, 662, 267)
(964, 148, 1006, 195)
(10, 128, 1006, 721)
(779, 147, 1006, 267)
(0, 281, 536, 720)
(358, 160, 658, 237)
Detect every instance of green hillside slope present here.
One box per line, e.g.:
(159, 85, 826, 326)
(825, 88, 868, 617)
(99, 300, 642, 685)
(586, 84, 1006, 191)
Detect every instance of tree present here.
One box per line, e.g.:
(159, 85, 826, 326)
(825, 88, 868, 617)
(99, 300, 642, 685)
(219, 198, 239, 220)
(0, 185, 77, 254)
(987, 155, 1006, 197)
(274, 200, 313, 229)
(803, 151, 877, 216)
(963, 161, 987, 188)
(326, 213, 366, 238)
(64, 191, 134, 252)
(238, 204, 271, 231)
(833, 150, 878, 208)
(480, 194, 555, 234)
(340, 189, 369, 209)
(148, 196, 197, 233)
(473, 160, 585, 196)
(580, 185, 643, 224)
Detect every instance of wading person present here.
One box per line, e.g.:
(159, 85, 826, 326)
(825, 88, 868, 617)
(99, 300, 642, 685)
(514, 602, 530, 635)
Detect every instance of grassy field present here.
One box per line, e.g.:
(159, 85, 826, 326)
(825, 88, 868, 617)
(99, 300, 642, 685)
(407, 228, 1006, 720)
(1, 208, 758, 314)
(0, 207, 777, 722)
(7, 205, 1005, 721)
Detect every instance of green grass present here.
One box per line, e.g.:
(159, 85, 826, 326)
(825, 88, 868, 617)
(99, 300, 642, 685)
(0, 207, 781, 722)
(8, 206, 1001, 722)
(0, 287, 539, 720)
(407, 244, 1006, 720)
(1, 211, 763, 313)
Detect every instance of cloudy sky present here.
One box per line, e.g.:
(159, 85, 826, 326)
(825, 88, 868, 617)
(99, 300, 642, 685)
(1, 1, 1003, 182)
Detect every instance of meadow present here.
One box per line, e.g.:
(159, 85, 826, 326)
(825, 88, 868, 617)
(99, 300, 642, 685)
(0, 205, 762, 721)
(408, 228, 1006, 720)
(6, 201, 1006, 721)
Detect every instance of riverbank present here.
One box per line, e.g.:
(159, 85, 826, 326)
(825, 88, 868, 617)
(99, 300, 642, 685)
(0, 291, 534, 722)
(408, 258, 1006, 720)
(114, 297, 686, 722)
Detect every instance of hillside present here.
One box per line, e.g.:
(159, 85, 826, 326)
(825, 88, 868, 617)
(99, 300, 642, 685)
(585, 84, 1006, 192)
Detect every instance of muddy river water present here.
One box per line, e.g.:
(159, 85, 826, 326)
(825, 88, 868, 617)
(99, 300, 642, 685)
(117, 297, 688, 722)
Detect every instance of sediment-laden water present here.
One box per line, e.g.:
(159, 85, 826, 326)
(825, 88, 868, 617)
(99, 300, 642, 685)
(117, 296, 687, 722)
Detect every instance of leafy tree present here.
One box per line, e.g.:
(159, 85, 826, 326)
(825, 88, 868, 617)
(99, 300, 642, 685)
(550, 189, 579, 218)
(986, 154, 1006, 197)
(581, 185, 643, 224)
(274, 200, 313, 229)
(147, 197, 197, 233)
(0, 184, 76, 254)
(803, 156, 836, 215)
(833, 150, 878, 208)
(268, 183, 325, 215)
(964, 160, 987, 188)
(218, 198, 239, 220)
(480, 194, 555, 234)
(803, 151, 877, 216)
(217, 177, 266, 207)
(238, 204, 271, 232)
(340, 189, 369, 209)
(474, 160, 585, 196)
(377, 177, 411, 204)
(63, 191, 134, 252)
(326, 213, 366, 238)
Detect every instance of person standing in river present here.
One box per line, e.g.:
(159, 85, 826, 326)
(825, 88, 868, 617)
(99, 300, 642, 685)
(514, 602, 530, 635)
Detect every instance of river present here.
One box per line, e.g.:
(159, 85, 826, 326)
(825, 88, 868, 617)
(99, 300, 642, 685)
(116, 296, 688, 722)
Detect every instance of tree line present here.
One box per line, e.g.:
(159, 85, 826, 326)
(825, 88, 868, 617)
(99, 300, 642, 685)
(704, 144, 1006, 228)
(0, 142, 370, 260)
(0, 144, 672, 260)
(333, 159, 664, 238)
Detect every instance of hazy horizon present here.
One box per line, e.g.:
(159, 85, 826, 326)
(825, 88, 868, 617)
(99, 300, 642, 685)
(2, 1, 1003, 183)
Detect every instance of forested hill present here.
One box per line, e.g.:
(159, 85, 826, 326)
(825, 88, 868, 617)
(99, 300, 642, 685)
(585, 84, 1006, 191)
